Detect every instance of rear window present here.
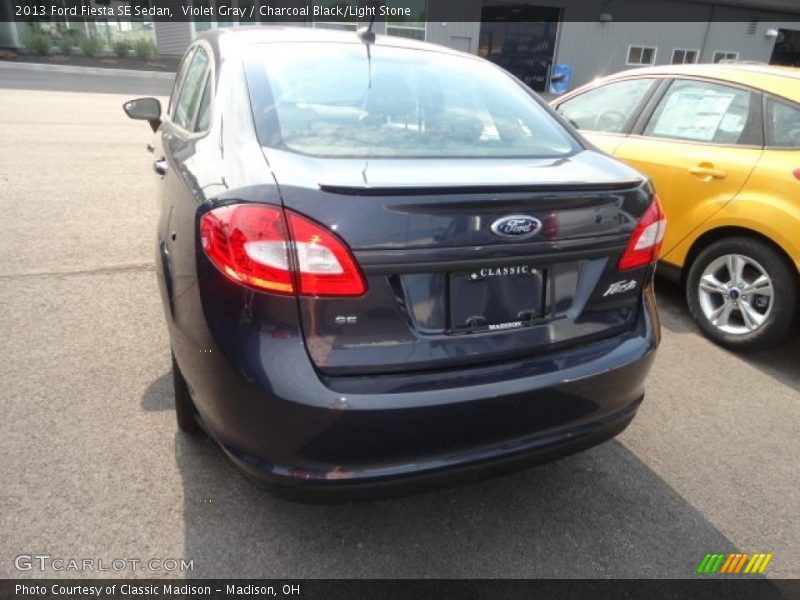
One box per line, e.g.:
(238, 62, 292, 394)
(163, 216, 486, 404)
(243, 43, 578, 159)
(766, 98, 800, 148)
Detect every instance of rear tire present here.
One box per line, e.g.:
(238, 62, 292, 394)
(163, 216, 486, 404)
(172, 352, 199, 434)
(686, 237, 798, 352)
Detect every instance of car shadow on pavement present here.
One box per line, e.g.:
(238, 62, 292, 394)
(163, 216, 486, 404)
(656, 278, 800, 393)
(140, 372, 173, 412)
(170, 429, 738, 578)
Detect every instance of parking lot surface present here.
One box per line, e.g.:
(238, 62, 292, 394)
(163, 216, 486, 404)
(1, 81, 798, 579)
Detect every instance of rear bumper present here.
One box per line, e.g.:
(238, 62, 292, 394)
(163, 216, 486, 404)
(226, 392, 642, 499)
(169, 282, 659, 492)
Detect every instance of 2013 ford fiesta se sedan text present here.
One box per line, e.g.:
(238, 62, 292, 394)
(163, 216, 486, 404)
(123, 27, 663, 496)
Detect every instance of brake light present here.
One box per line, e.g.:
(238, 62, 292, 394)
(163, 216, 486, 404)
(618, 195, 667, 271)
(286, 211, 366, 297)
(200, 204, 366, 297)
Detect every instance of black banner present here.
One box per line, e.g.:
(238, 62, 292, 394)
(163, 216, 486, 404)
(7, 0, 800, 23)
(2, 579, 800, 600)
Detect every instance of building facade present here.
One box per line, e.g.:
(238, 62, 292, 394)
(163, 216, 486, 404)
(150, 0, 800, 90)
(3, 0, 800, 91)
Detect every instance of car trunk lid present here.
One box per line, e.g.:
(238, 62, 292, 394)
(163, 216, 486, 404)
(266, 148, 652, 375)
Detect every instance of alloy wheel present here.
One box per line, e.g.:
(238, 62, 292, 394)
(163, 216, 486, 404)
(697, 253, 774, 335)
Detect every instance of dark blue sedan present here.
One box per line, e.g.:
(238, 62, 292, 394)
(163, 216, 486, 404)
(124, 26, 662, 496)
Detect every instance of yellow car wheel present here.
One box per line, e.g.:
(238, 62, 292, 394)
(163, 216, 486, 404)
(686, 237, 798, 351)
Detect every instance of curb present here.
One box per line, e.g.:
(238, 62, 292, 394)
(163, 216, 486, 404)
(0, 60, 174, 79)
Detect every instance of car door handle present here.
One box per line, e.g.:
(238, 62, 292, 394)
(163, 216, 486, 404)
(689, 165, 727, 179)
(153, 158, 168, 176)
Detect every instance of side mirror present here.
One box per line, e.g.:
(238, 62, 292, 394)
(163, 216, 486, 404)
(123, 97, 162, 133)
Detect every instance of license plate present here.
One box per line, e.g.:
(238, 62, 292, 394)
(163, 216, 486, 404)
(449, 265, 544, 331)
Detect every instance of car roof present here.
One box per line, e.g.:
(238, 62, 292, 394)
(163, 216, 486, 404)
(198, 25, 469, 59)
(597, 63, 800, 103)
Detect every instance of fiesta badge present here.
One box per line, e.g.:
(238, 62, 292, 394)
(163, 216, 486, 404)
(490, 215, 542, 240)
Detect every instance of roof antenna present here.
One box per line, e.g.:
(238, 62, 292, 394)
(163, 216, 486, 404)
(357, 0, 378, 44)
(357, 19, 377, 44)
(357, 1, 379, 87)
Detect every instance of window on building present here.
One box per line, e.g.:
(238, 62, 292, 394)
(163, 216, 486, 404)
(713, 51, 740, 63)
(644, 79, 752, 145)
(556, 78, 656, 133)
(671, 49, 699, 64)
(173, 48, 210, 130)
(386, 0, 426, 41)
(627, 46, 657, 66)
(766, 98, 800, 147)
(313, 0, 357, 31)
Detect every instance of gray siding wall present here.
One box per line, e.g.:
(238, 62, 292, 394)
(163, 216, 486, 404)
(417, 0, 800, 89)
(413, 0, 794, 88)
(154, 21, 193, 57)
(701, 20, 780, 62)
(554, 20, 711, 86)
(147, 0, 800, 91)
(554, 22, 799, 87)
(549, 0, 800, 87)
(425, 22, 481, 55)
(710, 0, 800, 11)
(699, 4, 799, 62)
(554, 0, 708, 86)
(0, 20, 20, 48)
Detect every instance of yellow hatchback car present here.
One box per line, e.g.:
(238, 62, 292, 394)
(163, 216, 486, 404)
(552, 64, 800, 351)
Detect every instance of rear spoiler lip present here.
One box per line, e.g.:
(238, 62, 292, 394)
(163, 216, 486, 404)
(318, 180, 646, 196)
(355, 241, 629, 274)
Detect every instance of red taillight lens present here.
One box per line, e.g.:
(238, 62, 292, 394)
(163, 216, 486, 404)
(618, 195, 667, 271)
(285, 211, 367, 297)
(200, 204, 366, 297)
(200, 204, 294, 294)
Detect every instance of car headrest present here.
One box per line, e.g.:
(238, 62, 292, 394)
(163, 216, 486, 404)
(364, 73, 417, 120)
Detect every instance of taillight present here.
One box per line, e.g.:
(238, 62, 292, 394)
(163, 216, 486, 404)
(618, 195, 667, 271)
(285, 211, 367, 296)
(200, 204, 366, 297)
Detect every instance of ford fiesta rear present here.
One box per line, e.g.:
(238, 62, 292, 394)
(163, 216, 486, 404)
(137, 28, 662, 495)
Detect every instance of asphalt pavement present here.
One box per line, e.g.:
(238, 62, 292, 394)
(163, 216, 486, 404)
(0, 69, 798, 579)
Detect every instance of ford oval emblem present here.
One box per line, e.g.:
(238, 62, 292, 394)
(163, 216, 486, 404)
(490, 215, 542, 240)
